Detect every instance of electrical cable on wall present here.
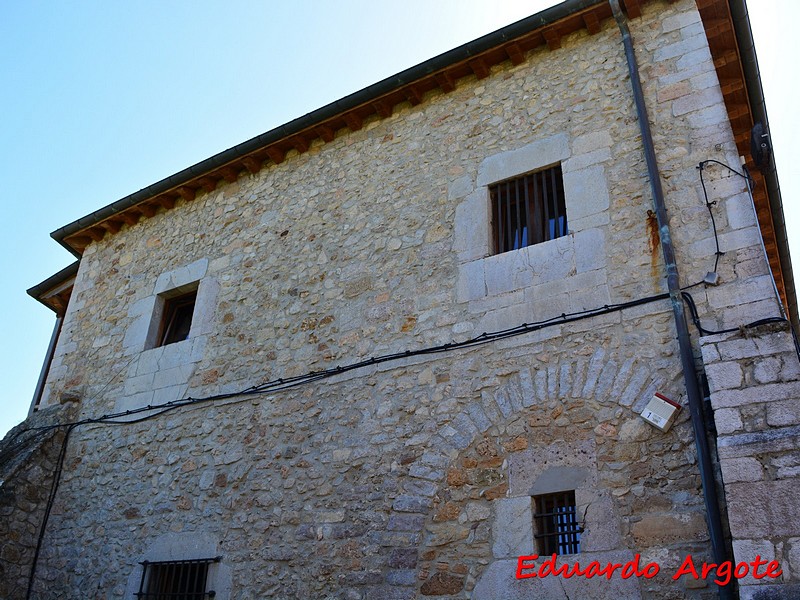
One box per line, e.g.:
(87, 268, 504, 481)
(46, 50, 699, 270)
(17, 279, 795, 598)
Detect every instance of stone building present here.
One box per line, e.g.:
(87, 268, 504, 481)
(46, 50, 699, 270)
(3, 0, 799, 598)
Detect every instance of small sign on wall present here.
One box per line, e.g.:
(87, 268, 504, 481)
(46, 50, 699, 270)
(640, 393, 682, 432)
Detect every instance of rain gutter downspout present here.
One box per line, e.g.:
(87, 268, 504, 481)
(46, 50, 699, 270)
(29, 317, 63, 415)
(609, 2, 733, 598)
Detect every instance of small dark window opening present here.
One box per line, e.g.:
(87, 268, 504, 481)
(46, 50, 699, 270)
(137, 557, 220, 599)
(491, 164, 567, 254)
(533, 490, 581, 555)
(159, 290, 197, 347)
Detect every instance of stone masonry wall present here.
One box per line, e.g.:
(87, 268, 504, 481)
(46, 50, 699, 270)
(0, 404, 74, 600)
(24, 0, 785, 598)
(700, 323, 800, 600)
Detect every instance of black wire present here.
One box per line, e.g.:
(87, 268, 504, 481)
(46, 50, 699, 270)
(25, 423, 75, 600)
(682, 290, 787, 336)
(700, 159, 755, 187)
(697, 161, 725, 272)
(12, 291, 672, 437)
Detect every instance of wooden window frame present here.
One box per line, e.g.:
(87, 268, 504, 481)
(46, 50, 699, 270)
(157, 290, 197, 347)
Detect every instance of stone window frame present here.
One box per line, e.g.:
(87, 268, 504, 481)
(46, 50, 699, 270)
(123, 258, 218, 355)
(493, 466, 596, 559)
(137, 556, 220, 598)
(454, 132, 612, 305)
(125, 533, 231, 600)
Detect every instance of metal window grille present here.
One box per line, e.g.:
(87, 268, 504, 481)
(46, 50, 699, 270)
(490, 164, 567, 254)
(159, 290, 197, 347)
(533, 491, 581, 555)
(136, 557, 220, 599)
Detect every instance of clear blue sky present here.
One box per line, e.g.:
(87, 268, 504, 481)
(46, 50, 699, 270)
(1, 1, 797, 438)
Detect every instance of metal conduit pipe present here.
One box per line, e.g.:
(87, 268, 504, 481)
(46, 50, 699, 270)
(608, 2, 734, 598)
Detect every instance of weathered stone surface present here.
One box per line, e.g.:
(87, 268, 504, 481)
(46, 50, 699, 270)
(420, 571, 464, 596)
(492, 496, 533, 558)
(14, 1, 790, 598)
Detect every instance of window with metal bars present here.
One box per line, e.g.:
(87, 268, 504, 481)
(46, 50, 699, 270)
(490, 164, 567, 254)
(137, 557, 220, 599)
(533, 491, 581, 555)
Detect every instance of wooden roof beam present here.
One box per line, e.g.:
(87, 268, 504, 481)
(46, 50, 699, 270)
(372, 99, 394, 117)
(265, 147, 285, 165)
(196, 177, 218, 193)
(138, 203, 156, 218)
(542, 28, 562, 51)
(703, 18, 733, 40)
(86, 227, 105, 242)
(343, 112, 363, 132)
(155, 196, 176, 210)
(116, 212, 139, 226)
(719, 78, 745, 96)
(289, 136, 309, 154)
(403, 86, 424, 106)
(315, 124, 336, 143)
(242, 156, 262, 174)
(582, 12, 601, 35)
(714, 49, 739, 69)
(468, 58, 490, 79)
(504, 43, 525, 65)
(175, 186, 196, 202)
(435, 71, 456, 93)
(99, 219, 122, 234)
(622, 0, 642, 18)
(219, 166, 240, 183)
(726, 103, 750, 121)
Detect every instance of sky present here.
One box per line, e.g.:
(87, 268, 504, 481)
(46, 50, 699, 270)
(0, 1, 797, 439)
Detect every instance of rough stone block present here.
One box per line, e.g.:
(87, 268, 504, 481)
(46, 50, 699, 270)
(563, 165, 610, 222)
(477, 134, 570, 187)
(754, 331, 797, 356)
(727, 479, 800, 538)
(654, 32, 709, 62)
(704, 361, 743, 391)
(707, 275, 774, 310)
(731, 539, 776, 587)
(714, 407, 743, 435)
(672, 86, 724, 117)
(192, 277, 220, 336)
(492, 496, 533, 558)
(712, 382, 800, 409)
(448, 175, 473, 201)
(687, 103, 729, 129)
(153, 258, 208, 295)
(631, 512, 708, 546)
(574, 228, 606, 273)
(562, 147, 611, 171)
(725, 192, 757, 231)
(453, 189, 489, 261)
(766, 400, 800, 427)
(572, 130, 612, 155)
(392, 495, 432, 514)
(484, 251, 532, 296)
(720, 457, 764, 484)
(153, 364, 195, 390)
(152, 384, 187, 405)
(662, 9, 701, 33)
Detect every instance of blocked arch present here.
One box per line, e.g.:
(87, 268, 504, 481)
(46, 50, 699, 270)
(385, 349, 685, 597)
